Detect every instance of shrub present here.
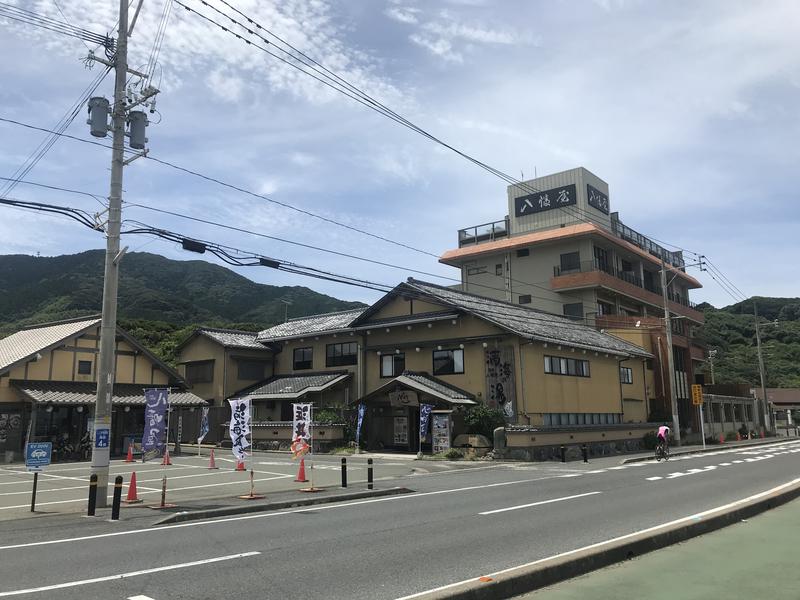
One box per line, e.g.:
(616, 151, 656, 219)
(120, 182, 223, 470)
(314, 409, 340, 424)
(463, 404, 506, 440)
(642, 431, 658, 449)
(705, 436, 721, 445)
(443, 448, 462, 460)
(725, 431, 738, 441)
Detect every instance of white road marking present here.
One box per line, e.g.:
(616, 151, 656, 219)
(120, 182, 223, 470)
(607, 466, 626, 470)
(0, 552, 260, 597)
(393, 477, 800, 600)
(557, 474, 583, 478)
(479, 492, 602, 515)
(128, 596, 156, 600)
(720, 463, 732, 466)
(585, 470, 607, 474)
(646, 476, 663, 481)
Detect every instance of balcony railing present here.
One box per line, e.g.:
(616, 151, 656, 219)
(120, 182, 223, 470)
(458, 218, 509, 247)
(610, 215, 685, 270)
(553, 259, 698, 310)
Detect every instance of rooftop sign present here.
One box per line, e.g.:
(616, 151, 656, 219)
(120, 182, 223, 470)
(514, 184, 576, 217)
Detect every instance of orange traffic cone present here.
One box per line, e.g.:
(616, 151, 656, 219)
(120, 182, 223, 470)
(125, 443, 134, 463)
(760, 429, 765, 439)
(295, 458, 308, 483)
(208, 448, 219, 470)
(124, 471, 143, 504)
(736, 432, 741, 441)
(719, 433, 725, 444)
(161, 448, 172, 466)
(235, 458, 246, 472)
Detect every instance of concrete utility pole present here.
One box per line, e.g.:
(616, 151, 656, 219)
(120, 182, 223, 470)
(90, 0, 128, 507)
(753, 302, 769, 433)
(708, 349, 717, 385)
(660, 259, 681, 445)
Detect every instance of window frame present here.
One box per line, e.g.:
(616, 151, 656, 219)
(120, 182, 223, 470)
(518, 294, 532, 304)
(77, 360, 92, 375)
(380, 353, 406, 378)
(620, 366, 634, 384)
(237, 359, 266, 381)
(432, 348, 465, 376)
(563, 302, 584, 320)
(185, 360, 214, 384)
(293, 347, 313, 371)
(544, 355, 590, 378)
(325, 342, 358, 367)
(559, 251, 581, 273)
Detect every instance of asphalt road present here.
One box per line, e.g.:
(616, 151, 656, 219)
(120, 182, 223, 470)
(0, 439, 798, 600)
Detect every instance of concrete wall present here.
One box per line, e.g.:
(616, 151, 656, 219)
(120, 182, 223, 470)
(503, 424, 654, 461)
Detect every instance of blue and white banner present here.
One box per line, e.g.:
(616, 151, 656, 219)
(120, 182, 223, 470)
(197, 406, 210, 445)
(355, 403, 366, 446)
(419, 404, 434, 439)
(143, 388, 169, 458)
(228, 398, 251, 460)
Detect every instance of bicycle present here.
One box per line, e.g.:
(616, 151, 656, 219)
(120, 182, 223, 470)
(655, 439, 670, 461)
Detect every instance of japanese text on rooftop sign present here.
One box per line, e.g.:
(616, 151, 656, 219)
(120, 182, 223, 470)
(142, 388, 168, 456)
(587, 184, 609, 214)
(514, 183, 576, 217)
(228, 398, 251, 460)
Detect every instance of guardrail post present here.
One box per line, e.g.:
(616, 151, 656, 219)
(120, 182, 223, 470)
(581, 444, 589, 463)
(341, 457, 347, 488)
(560, 445, 566, 463)
(88, 473, 98, 516)
(367, 458, 373, 490)
(111, 475, 123, 520)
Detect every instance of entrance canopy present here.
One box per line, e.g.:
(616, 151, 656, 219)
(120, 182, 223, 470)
(13, 381, 207, 406)
(360, 371, 476, 407)
(236, 372, 351, 400)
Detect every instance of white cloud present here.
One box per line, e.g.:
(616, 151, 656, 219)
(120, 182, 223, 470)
(385, 6, 420, 25)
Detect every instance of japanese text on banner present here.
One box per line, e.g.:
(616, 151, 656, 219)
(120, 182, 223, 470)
(228, 398, 251, 460)
(142, 388, 168, 458)
(291, 403, 311, 458)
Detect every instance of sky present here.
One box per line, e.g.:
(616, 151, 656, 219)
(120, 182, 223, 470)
(0, 0, 798, 311)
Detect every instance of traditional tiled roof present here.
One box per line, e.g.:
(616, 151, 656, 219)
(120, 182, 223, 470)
(256, 308, 367, 342)
(0, 317, 101, 374)
(196, 328, 266, 350)
(353, 311, 460, 329)
(360, 371, 476, 405)
(235, 372, 352, 400)
(398, 279, 652, 358)
(13, 381, 207, 406)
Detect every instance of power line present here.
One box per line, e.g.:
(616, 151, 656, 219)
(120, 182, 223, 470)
(0, 2, 114, 48)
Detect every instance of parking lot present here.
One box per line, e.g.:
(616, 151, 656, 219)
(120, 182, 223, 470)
(0, 449, 439, 521)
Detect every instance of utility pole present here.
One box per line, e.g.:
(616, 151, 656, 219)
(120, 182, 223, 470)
(708, 349, 717, 385)
(754, 302, 769, 434)
(660, 258, 681, 445)
(89, 0, 129, 507)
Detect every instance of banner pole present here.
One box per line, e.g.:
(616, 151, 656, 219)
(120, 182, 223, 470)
(309, 403, 314, 490)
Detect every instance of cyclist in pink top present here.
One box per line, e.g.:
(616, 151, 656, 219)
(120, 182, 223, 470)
(657, 424, 671, 449)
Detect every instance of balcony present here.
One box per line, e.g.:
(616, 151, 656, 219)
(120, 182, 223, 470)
(551, 259, 704, 323)
(458, 218, 509, 247)
(610, 214, 685, 270)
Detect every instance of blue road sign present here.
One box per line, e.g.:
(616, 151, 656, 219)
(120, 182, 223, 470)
(95, 428, 110, 449)
(25, 442, 52, 471)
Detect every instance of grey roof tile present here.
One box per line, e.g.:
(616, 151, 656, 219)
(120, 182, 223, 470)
(256, 308, 367, 342)
(14, 381, 206, 406)
(403, 279, 652, 358)
(399, 371, 475, 401)
(0, 317, 101, 374)
(236, 372, 351, 399)
(197, 328, 265, 350)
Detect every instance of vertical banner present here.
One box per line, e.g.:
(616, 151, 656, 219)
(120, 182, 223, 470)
(291, 403, 311, 458)
(355, 403, 366, 447)
(419, 404, 434, 439)
(197, 406, 210, 445)
(228, 398, 251, 460)
(485, 347, 517, 419)
(143, 388, 169, 460)
(432, 413, 451, 454)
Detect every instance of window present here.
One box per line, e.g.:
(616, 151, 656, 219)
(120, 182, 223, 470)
(516, 248, 529, 258)
(293, 347, 313, 370)
(645, 358, 654, 370)
(77, 360, 92, 375)
(620, 366, 633, 384)
(237, 360, 266, 381)
(185, 361, 214, 384)
(381, 353, 405, 378)
(433, 349, 464, 375)
(563, 303, 583, 320)
(466, 266, 487, 276)
(559, 252, 580, 273)
(593, 246, 610, 272)
(495, 263, 503, 276)
(518, 294, 532, 304)
(620, 259, 634, 272)
(544, 355, 590, 377)
(597, 300, 615, 316)
(326, 342, 358, 367)
(542, 413, 621, 426)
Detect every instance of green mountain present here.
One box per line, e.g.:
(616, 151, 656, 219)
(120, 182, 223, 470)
(0, 250, 366, 362)
(698, 297, 800, 388)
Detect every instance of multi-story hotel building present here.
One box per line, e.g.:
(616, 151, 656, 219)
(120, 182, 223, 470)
(440, 167, 707, 437)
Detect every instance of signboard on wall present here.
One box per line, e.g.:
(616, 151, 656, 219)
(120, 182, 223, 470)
(514, 184, 576, 217)
(432, 413, 451, 454)
(587, 184, 609, 214)
(389, 390, 419, 407)
(393, 416, 408, 445)
(485, 347, 516, 419)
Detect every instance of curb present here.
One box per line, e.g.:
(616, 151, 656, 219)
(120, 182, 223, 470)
(621, 438, 795, 464)
(153, 486, 413, 525)
(409, 480, 800, 600)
